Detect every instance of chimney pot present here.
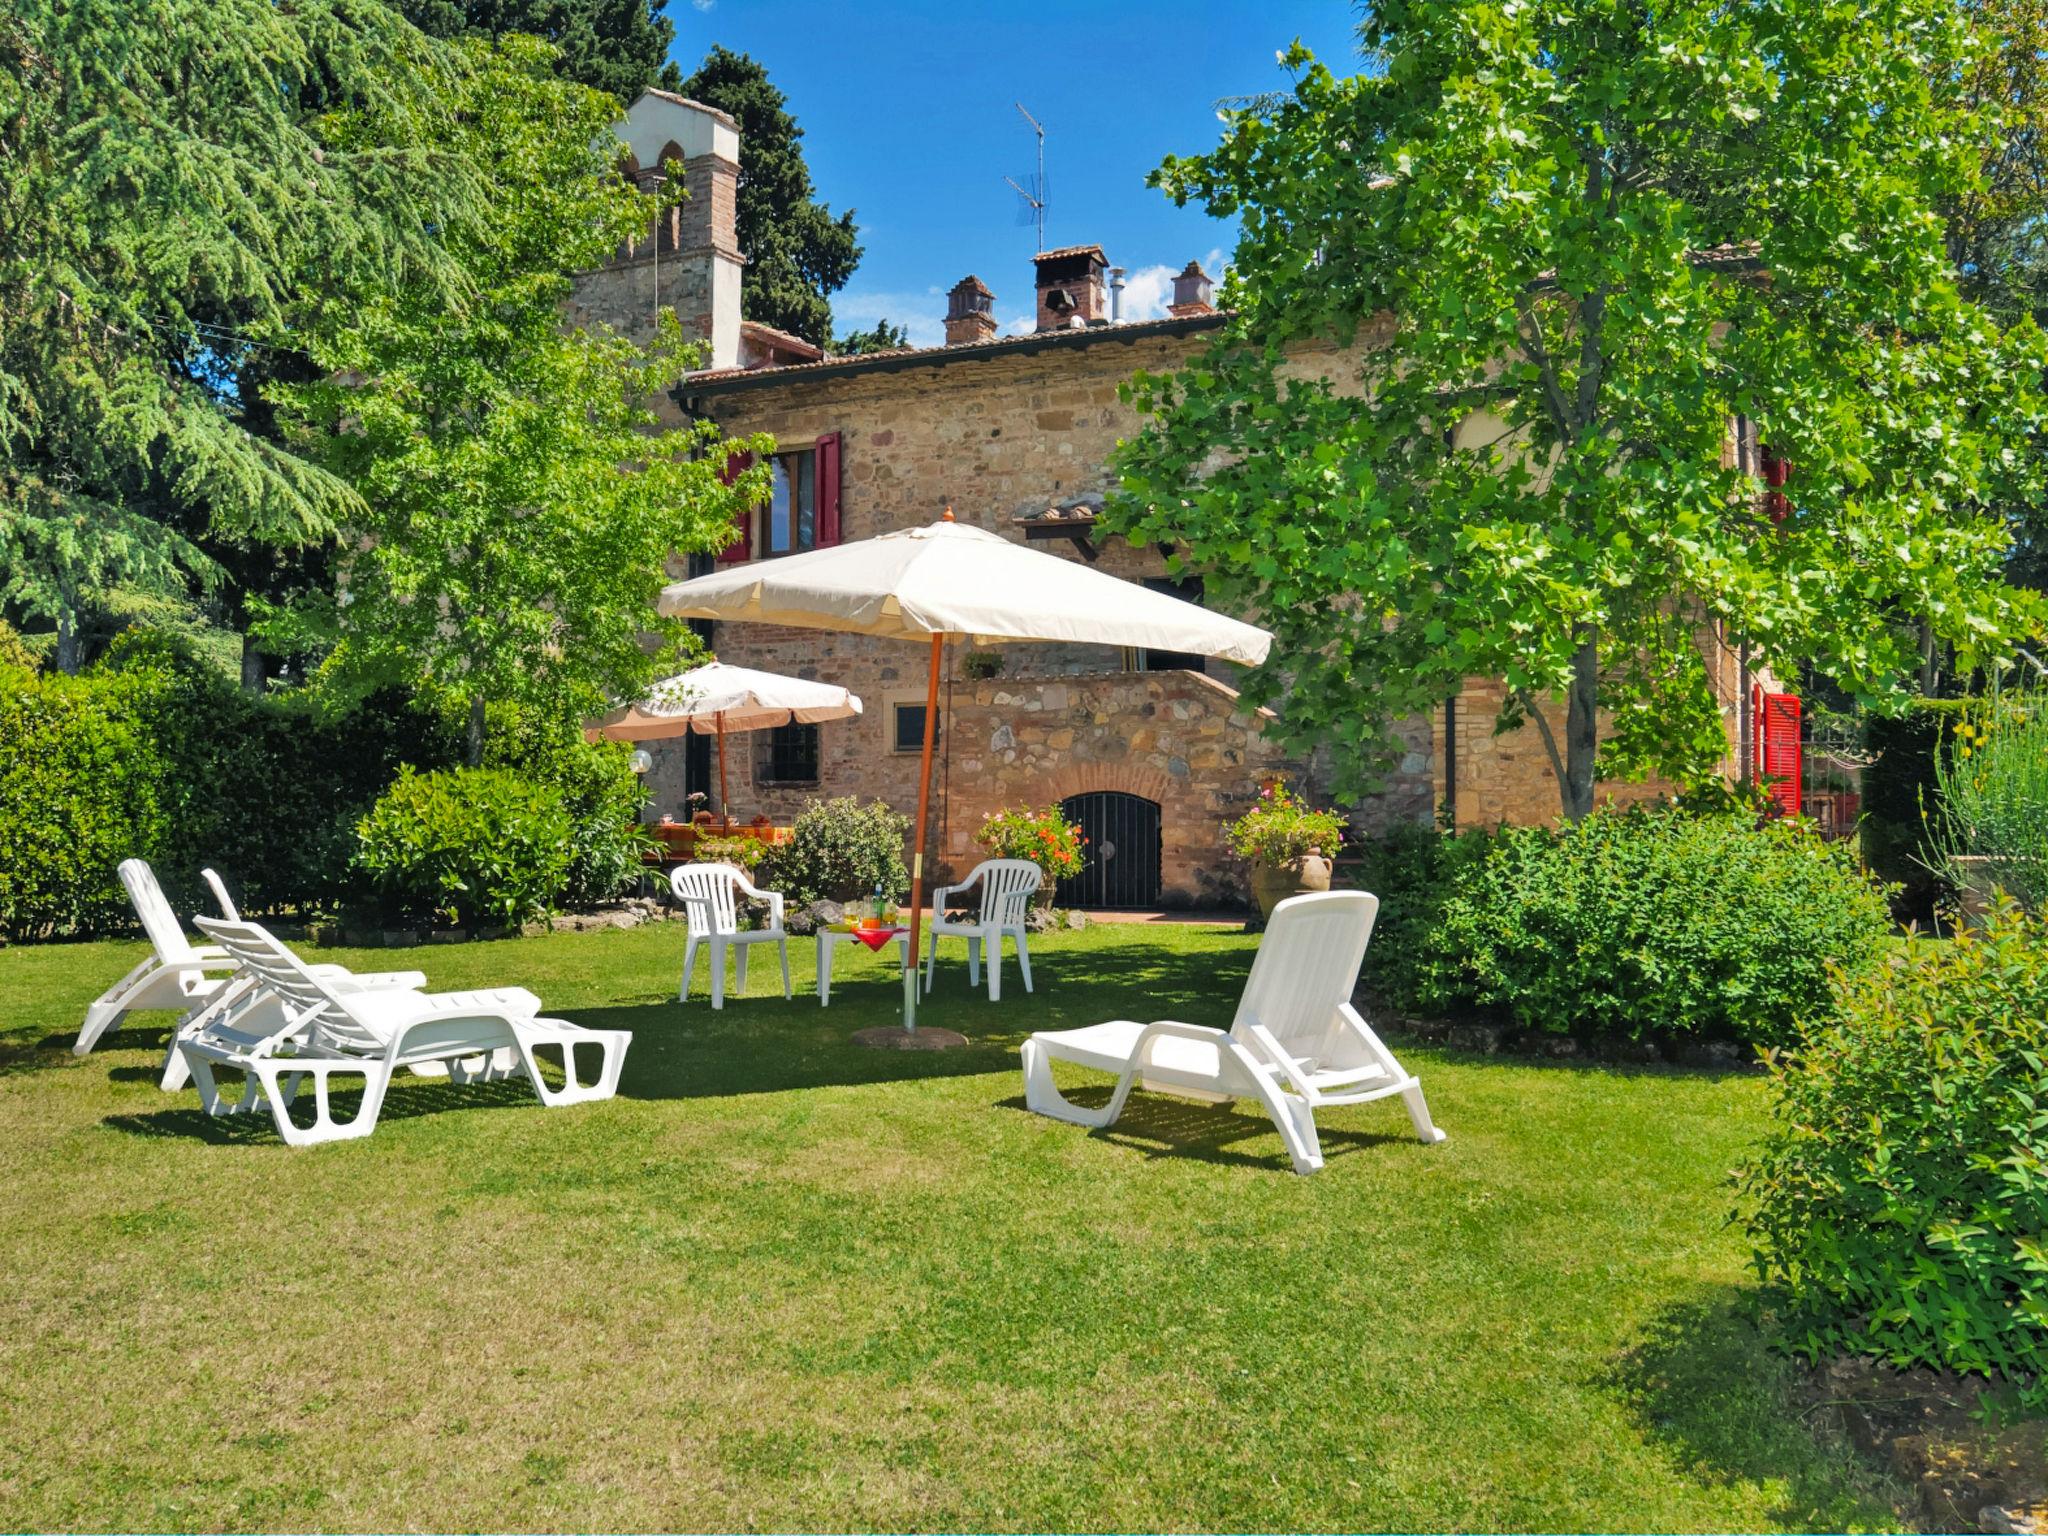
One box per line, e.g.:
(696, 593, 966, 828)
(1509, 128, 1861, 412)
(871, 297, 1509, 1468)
(944, 275, 997, 346)
(1033, 244, 1109, 333)
(1168, 259, 1216, 317)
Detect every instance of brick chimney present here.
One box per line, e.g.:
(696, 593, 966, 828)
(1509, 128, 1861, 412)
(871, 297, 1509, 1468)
(1033, 244, 1108, 332)
(586, 89, 744, 370)
(944, 275, 996, 346)
(1168, 260, 1215, 318)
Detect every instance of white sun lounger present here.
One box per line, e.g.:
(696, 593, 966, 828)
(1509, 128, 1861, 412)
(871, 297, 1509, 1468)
(179, 917, 629, 1146)
(77, 859, 422, 1057)
(1020, 890, 1446, 1175)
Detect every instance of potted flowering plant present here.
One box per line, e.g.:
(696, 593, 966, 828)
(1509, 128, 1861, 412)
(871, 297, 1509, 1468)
(975, 805, 1087, 906)
(1227, 780, 1344, 917)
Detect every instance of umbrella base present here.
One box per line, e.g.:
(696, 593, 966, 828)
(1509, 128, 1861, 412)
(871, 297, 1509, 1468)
(852, 1025, 969, 1052)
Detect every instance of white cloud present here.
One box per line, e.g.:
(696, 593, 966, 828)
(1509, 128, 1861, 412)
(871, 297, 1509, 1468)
(1115, 247, 1227, 321)
(830, 287, 947, 348)
(690, 0, 714, 11)
(1003, 313, 1035, 336)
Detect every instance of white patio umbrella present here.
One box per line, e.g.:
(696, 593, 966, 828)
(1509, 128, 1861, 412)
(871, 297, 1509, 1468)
(656, 513, 1273, 1031)
(587, 661, 862, 817)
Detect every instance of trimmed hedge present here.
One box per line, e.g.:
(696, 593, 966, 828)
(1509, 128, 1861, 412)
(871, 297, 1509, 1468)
(0, 662, 171, 939)
(1369, 805, 1894, 1043)
(0, 635, 650, 939)
(1739, 901, 2048, 1406)
(355, 767, 570, 928)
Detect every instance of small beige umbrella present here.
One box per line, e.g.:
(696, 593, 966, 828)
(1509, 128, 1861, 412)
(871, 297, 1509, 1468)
(657, 513, 1273, 1032)
(588, 661, 863, 819)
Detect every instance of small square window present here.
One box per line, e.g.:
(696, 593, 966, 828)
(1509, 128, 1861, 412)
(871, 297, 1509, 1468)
(761, 722, 819, 783)
(892, 703, 938, 754)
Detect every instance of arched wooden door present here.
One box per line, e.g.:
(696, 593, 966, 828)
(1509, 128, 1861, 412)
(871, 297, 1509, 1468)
(1056, 792, 1162, 909)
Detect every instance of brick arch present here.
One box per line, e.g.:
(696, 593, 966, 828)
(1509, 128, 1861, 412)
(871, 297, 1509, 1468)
(1026, 761, 1174, 810)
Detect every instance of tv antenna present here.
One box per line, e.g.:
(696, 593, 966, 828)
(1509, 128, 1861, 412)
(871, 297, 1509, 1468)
(1005, 102, 1047, 251)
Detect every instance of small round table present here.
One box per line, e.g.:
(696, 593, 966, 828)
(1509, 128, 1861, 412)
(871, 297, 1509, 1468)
(815, 925, 910, 1007)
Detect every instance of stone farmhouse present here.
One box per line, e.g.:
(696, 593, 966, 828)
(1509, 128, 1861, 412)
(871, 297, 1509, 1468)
(572, 90, 1780, 908)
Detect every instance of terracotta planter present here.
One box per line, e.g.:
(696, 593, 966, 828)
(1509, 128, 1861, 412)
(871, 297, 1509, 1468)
(1251, 851, 1332, 918)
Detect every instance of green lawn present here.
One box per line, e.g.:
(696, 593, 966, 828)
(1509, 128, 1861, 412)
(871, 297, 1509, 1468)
(0, 922, 1899, 1533)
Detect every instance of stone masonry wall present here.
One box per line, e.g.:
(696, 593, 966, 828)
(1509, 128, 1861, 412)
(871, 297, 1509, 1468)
(645, 327, 1438, 899)
(631, 316, 1753, 892)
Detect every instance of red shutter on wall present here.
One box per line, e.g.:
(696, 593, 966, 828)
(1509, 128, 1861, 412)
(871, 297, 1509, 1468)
(717, 450, 754, 563)
(1761, 446, 1793, 525)
(814, 431, 841, 547)
(1755, 687, 1802, 819)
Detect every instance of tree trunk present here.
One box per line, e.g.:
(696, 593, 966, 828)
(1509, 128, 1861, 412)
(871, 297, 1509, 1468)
(1560, 632, 1599, 822)
(239, 632, 266, 694)
(53, 605, 80, 675)
(467, 694, 486, 768)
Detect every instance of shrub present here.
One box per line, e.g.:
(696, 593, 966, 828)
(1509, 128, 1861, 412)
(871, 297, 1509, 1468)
(354, 767, 570, 928)
(975, 804, 1086, 886)
(1347, 820, 1497, 1011)
(0, 661, 172, 940)
(95, 630, 463, 918)
(1227, 780, 1345, 866)
(1737, 901, 2048, 1407)
(759, 797, 908, 908)
(1420, 805, 1894, 1042)
(694, 834, 765, 871)
(486, 722, 652, 908)
(1929, 688, 2048, 915)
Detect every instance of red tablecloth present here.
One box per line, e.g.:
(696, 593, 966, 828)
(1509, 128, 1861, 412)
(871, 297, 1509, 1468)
(850, 925, 906, 952)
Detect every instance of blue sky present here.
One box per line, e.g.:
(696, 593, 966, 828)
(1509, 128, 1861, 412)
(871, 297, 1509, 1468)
(664, 1, 1364, 345)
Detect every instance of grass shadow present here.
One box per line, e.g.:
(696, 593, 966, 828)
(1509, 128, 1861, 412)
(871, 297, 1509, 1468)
(579, 941, 1260, 1103)
(1606, 1288, 1908, 1531)
(576, 999, 1024, 1102)
(992, 1084, 1403, 1173)
(102, 1073, 550, 1144)
(2, 1022, 169, 1078)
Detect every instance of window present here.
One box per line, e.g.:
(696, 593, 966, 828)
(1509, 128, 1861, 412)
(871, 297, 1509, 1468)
(718, 432, 840, 564)
(891, 702, 939, 754)
(760, 448, 816, 556)
(761, 722, 819, 783)
(1132, 576, 1209, 674)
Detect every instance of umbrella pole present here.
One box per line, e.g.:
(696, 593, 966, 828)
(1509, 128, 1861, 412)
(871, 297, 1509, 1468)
(903, 633, 944, 1032)
(715, 711, 728, 828)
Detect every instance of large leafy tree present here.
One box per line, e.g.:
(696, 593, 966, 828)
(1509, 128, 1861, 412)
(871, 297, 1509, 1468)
(677, 46, 860, 347)
(0, 0, 480, 671)
(1948, 0, 2048, 326)
(274, 37, 764, 763)
(394, 0, 683, 101)
(1108, 1, 2048, 819)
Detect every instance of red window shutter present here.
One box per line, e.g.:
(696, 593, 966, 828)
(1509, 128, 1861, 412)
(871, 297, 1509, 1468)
(1761, 446, 1793, 525)
(814, 431, 841, 547)
(1754, 687, 1802, 819)
(717, 450, 754, 563)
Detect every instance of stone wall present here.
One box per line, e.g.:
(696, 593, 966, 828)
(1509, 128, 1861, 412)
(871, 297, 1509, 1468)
(630, 314, 1754, 891)
(640, 649, 1294, 905)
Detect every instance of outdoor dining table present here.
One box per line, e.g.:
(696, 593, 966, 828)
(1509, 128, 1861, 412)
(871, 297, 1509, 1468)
(815, 924, 910, 1007)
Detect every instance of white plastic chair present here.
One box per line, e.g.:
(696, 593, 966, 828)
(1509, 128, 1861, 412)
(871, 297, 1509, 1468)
(182, 917, 629, 1146)
(669, 863, 791, 1009)
(923, 858, 1042, 1002)
(1020, 890, 1447, 1176)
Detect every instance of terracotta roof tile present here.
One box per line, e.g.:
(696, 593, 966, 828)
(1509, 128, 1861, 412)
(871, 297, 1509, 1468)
(676, 311, 1229, 396)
